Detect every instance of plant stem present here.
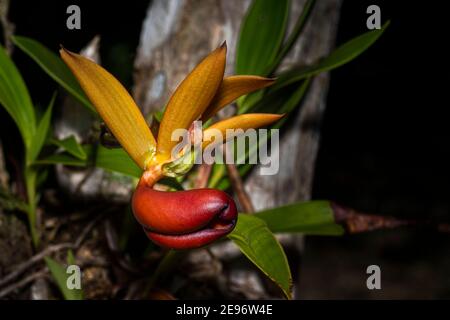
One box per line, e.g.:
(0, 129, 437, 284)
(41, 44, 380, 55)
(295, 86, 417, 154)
(265, 0, 316, 75)
(0, 269, 47, 299)
(24, 166, 39, 247)
(140, 165, 164, 187)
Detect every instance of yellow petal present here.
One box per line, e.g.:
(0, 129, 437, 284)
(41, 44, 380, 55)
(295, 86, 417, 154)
(202, 113, 284, 149)
(157, 43, 227, 158)
(60, 48, 156, 169)
(201, 76, 275, 121)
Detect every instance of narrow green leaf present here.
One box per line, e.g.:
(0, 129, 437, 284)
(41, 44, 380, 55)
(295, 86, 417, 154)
(237, 90, 264, 115)
(0, 45, 36, 147)
(44, 257, 83, 300)
(229, 214, 292, 299)
(272, 21, 390, 91)
(35, 153, 87, 167)
(208, 163, 227, 188)
(67, 250, 76, 265)
(241, 77, 310, 115)
(28, 93, 56, 164)
(66, 249, 83, 300)
(256, 200, 344, 235)
(215, 164, 250, 191)
(236, 0, 289, 76)
(51, 136, 87, 160)
(276, 78, 311, 116)
(265, 0, 316, 74)
(237, 0, 314, 112)
(36, 145, 143, 178)
(11, 36, 95, 112)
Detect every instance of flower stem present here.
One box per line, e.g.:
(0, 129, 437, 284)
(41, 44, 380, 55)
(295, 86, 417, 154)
(139, 165, 164, 188)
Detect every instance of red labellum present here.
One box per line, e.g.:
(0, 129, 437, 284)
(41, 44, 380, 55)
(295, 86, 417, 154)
(132, 184, 237, 249)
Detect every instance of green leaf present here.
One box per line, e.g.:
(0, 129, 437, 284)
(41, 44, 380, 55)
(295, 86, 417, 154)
(236, 0, 289, 76)
(229, 214, 292, 299)
(266, 0, 316, 74)
(44, 257, 83, 300)
(67, 249, 76, 265)
(272, 21, 390, 91)
(95, 145, 142, 178)
(36, 143, 142, 178)
(237, 0, 314, 112)
(215, 164, 250, 191)
(35, 152, 87, 167)
(256, 200, 345, 235)
(237, 90, 264, 114)
(51, 136, 87, 160)
(0, 44, 36, 147)
(276, 78, 311, 116)
(208, 163, 227, 188)
(153, 110, 164, 123)
(241, 77, 310, 116)
(28, 93, 56, 164)
(11, 36, 95, 112)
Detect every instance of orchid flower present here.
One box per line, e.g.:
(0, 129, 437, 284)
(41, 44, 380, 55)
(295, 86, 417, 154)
(60, 42, 283, 249)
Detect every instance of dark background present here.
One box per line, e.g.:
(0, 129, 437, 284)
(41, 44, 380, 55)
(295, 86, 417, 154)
(1, 0, 449, 298)
(309, 0, 450, 299)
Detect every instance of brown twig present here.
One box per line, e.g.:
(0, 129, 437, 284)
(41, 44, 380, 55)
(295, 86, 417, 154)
(331, 202, 450, 234)
(74, 167, 96, 195)
(195, 163, 213, 189)
(331, 202, 411, 233)
(215, 105, 255, 213)
(0, 243, 71, 288)
(74, 213, 104, 247)
(0, 269, 48, 298)
(0, 213, 104, 289)
(224, 145, 254, 213)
